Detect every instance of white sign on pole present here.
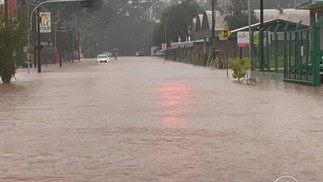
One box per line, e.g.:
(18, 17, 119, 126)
(237, 31, 250, 48)
(39, 12, 51, 33)
(237, 31, 271, 48)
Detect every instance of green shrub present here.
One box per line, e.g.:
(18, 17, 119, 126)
(229, 57, 252, 81)
(192, 54, 200, 65)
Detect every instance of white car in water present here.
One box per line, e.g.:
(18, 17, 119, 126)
(96, 54, 110, 63)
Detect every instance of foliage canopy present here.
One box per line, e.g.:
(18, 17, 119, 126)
(223, 0, 258, 30)
(152, 0, 202, 47)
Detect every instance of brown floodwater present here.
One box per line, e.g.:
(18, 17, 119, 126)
(1, 57, 323, 182)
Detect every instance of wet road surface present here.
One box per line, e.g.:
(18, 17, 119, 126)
(1, 57, 323, 182)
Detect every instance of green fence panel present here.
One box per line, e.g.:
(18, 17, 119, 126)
(259, 28, 264, 71)
(284, 23, 289, 78)
(274, 24, 280, 73)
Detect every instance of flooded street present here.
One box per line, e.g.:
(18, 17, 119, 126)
(1, 57, 323, 181)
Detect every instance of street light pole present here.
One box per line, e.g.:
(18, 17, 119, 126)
(260, 0, 264, 70)
(248, 0, 252, 61)
(211, 0, 215, 64)
(37, 8, 42, 73)
(26, 0, 90, 71)
(164, 21, 167, 62)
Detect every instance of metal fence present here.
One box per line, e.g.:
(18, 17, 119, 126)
(251, 19, 322, 86)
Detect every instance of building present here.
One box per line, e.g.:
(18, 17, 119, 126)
(167, 8, 310, 64)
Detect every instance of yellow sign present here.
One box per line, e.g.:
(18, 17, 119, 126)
(253, 33, 259, 44)
(220, 28, 232, 39)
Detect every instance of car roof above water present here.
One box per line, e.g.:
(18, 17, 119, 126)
(98, 54, 108, 57)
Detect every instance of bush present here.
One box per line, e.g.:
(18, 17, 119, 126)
(229, 57, 252, 81)
(192, 54, 200, 65)
(192, 53, 207, 66)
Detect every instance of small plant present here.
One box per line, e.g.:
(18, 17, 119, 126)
(192, 53, 201, 65)
(229, 57, 252, 81)
(247, 77, 257, 85)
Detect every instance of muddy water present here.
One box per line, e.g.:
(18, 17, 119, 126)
(1, 57, 323, 182)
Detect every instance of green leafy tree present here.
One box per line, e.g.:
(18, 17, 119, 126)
(0, 14, 27, 83)
(224, 0, 258, 30)
(152, 0, 202, 47)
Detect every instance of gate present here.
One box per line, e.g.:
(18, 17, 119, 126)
(251, 18, 322, 87)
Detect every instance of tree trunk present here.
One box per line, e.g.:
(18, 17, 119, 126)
(1, 75, 12, 84)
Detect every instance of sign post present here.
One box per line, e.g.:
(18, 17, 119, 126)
(220, 28, 232, 77)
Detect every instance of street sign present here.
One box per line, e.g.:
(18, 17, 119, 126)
(237, 31, 250, 48)
(39, 12, 51, 33)
(220, 28, 232, 40)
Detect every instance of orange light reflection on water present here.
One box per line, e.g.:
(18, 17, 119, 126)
(157, 84, 190, 128)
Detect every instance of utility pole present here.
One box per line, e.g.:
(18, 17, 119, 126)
(260, 0, 264, 28)
(58, 21, 62, 67)
(260, 0, 264, 71)
(77, 14, 81, 60)
(211, 0, 215, 64)
(37, 9, 42, 73)
(164, 21, 167, 62)
(33, 9, 37, 68)
(248, 0, 252, 63)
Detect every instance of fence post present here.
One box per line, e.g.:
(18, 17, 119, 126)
(283, 23, 289, 80)
(251, 29, 256, 70)
(274, 24, 280, 73)
(312, 17, 323, 87)
(294, 21, 302, 80)
(259, 27, 264, 71)
(250, 30, 254, 70)
(265, 26, 272, 71)
(306, 29, 310, 80)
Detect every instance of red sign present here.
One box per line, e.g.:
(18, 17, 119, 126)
(8, 0, 17, 19)
(238, 44, 250, 48)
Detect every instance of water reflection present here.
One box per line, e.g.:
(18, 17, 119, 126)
(158, 84, 189, 128)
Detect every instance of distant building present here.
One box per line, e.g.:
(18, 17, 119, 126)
(192, 8, 310, 40)
(254, 9, 310, 25)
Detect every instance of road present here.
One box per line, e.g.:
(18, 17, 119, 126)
(1, 57, 323, 182)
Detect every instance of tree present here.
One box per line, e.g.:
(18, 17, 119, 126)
(223, 0, 258, 30)
(152, 0, 202, 47)
(0, 14, 27, 83)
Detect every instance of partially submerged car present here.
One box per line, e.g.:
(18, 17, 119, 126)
(136, 48, 146, 56)
(96, 54, 111, 63)
(156, 50, 165, 57)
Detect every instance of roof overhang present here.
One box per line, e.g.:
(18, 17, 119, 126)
(296, 0, 323, 10)
(231, 19, 309, 33)
(170, 40, 204, 49)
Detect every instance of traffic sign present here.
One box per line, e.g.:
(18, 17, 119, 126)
(39, 12, 51, 33)
(237, 31, 250, 48)
(220, 28, 232, 40)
